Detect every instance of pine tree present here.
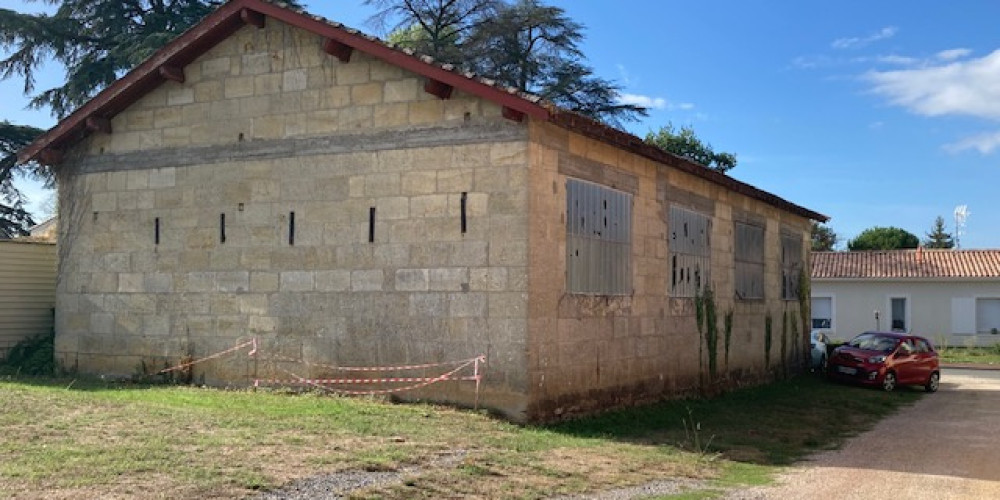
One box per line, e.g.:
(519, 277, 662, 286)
(924, 216, 955, 249)
(368, 0, 647, 127)
(1, 121, 45, 237)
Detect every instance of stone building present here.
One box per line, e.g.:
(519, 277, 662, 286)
(20, 0, 826, 422)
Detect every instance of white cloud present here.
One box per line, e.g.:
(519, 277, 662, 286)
(618, 93, 667, 109)
(874, 54, 919, 66)
(936, 48, 971, 61)
(832, 26, 898, 49)
(616, 93, 694, 111)
(944, 130, 1000, 154)
(866, 49, 1000, 120)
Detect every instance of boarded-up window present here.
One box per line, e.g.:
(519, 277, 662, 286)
(781, 232, 803, 300)
(566, 179, 632, 295)
(734, 222, 765, 299)
(669, 206, 711, 297)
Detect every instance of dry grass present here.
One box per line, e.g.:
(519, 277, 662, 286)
(0, 374, 920, 499)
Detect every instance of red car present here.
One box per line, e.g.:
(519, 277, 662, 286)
(827, 331, 940, 392)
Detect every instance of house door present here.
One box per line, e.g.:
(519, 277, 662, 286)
(891, 297, 907, 332)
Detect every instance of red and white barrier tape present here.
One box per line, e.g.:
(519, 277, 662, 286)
(156, 338, 486, 407)
(258, 352, 482, 372)
(255, 375, 481, 385)
(260, 358, 481, 396)
(158, 339, 256, 374)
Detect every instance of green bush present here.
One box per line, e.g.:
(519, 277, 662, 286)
(0, 331, 55, 376)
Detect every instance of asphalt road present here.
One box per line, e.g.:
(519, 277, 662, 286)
(729, 368, 1000, 500)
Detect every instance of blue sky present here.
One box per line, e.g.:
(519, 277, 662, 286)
(4, 1, 1000, 248)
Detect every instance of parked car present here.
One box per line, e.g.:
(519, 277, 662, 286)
(810, 330, 828, 371)
(827, 331, 940, 392)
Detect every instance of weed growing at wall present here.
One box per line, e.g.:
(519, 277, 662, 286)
(695, 287, 719, 381)
(724, 311, 734, 371)
(764, 314, 773, 370)
(780, 311, 789, 377)
(0, 330, 54, 376)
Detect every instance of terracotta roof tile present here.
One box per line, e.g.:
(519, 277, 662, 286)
(812, 249, 1000, 279)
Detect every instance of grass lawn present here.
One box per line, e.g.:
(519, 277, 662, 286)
(0, 374, 921, 499)
(938, 346, 1000, 365)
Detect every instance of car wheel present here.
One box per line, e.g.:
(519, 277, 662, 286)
(925, 371, 940, 393)
(882, 372, 897, 392)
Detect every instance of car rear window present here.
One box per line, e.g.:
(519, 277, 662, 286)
(847, 334, 898, 353)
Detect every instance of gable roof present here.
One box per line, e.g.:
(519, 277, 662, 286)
(812, 249, 1000, 279)
(17, 0, 826, 222)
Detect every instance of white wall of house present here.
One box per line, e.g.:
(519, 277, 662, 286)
(811, 279, 1000, 346)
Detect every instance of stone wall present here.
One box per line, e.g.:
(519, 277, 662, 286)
(525, 122, 811, 420)
(55, 19, 531, 419)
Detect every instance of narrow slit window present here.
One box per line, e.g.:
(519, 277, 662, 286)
(220, 213, 226, 244)
(460, 192, 468, 234)
(368, 207, 375, 243)
(154, 217, 160, 245)
(289, 211, 295, 246)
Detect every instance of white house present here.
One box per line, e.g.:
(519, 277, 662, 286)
(811, 249, 1000, 347)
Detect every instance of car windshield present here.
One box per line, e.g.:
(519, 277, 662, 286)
(847, 334, 898, 353)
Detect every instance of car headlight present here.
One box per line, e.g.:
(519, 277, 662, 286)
(868, 355, 886, 364)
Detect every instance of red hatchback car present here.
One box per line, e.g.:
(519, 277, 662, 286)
(827, 331, 940, 392)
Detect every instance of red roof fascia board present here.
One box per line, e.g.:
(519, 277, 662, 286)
(246, 1, 549, 120)
(17, 1, 247, 164)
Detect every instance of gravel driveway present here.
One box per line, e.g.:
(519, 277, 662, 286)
(728, 368, 1000, 500)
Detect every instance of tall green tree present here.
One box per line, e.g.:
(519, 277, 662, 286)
(1, 121, 46, 237)
(847, 226, 920, 251)
(366, 0, 499, 64)
(464, 0, 645, 127)
(811, 222, 837, 251)
(924, 216, 954, 249)
(368, 0, 646, 127)
(645, 123, 738, 173)
(0, 0, 301, 119)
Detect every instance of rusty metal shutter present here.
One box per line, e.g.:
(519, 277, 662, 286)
(669, 206, 711, 297)
(735, 222, 765, 299)
(566, 179, 632, 295)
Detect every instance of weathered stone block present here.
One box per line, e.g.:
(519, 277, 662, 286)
(430, 268, 469, 291)
(346, 269, 381, 291)
(224, 76, 255, 99)
(449, 293, 487, 318)
(395, 269, 429, 291)
(280, 271, 315, 292)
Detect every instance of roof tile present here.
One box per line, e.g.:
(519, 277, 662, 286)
(812, 249, 1000, 279)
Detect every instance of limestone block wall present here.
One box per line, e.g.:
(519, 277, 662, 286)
(525, 122, 811, 420)
(54, 19, 531, 418)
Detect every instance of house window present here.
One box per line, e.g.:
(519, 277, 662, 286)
(734, 221, 765, 299)
(890, 297, 907, 331)
(669, 206, 711, 297)
(976, 298, 1000, 334)
(566, 178, 632, 295)
(781, 232, 803, 300)
(811, 296, 833, 329)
